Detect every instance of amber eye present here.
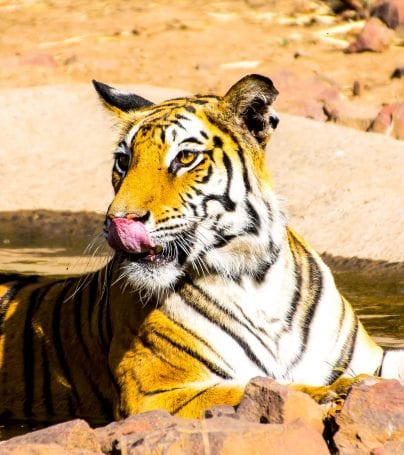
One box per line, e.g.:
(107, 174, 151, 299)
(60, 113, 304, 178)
(114, 153, 130, 174)
(169, 150, 200, 174)
(177, 150, 197, 166)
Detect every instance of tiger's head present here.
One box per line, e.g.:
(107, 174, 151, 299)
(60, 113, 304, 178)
(94, 75, 284, 294)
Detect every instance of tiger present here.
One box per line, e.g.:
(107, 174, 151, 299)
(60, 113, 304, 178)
(0, 74, 403, 426)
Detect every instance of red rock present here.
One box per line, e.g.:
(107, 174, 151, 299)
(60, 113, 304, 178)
(94, 410, 180, 453)
(371, 0, 404, 29)
(0, 443, 69, 454)
(111, 416, 329, 455)
(0, 419, 101, 454)
(346, 17, 395, 53)
(270, 70, 341, 121)
(334, 379, 404, 454)
(236, 377, 324, 433)
(368, 102, 404, 140)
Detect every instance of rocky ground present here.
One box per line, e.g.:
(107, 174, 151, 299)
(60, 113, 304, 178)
(0, 0, 403, 138)
(1, 377, 403, 454)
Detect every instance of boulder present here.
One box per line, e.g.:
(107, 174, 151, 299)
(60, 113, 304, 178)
(346, 17, 395, 52)
(371, 0, 404, 29)
(103, 416, 329, 455)
(236, 377, 324, 433)
(334, 379, 404, 454)
(368, 102, 404, 140)
(0, 419, 102, 454)
(94, 410, 180, 454)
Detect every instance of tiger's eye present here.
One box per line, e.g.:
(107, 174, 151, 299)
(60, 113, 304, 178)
(178, 150, 197, 166)
(115, 154, 130, 173)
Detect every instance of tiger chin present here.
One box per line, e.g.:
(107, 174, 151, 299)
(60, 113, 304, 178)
(0, 75, 403, 425)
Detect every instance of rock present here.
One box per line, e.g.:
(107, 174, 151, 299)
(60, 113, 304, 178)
(334, 379, 404, 454)
(270, 70, 341, 122)
(0, 419, 102, 454)
(107, 415, 329, 455)
(236, 377, 324, 433)
(94, 410, 179, 454)
(371, 0, 404, 30)
(323, 97, 380, 130)
(0, 443, 69, 454)
(204, 405, 238, 419)
(346, 17, 395, 53)
(391, 67, 404, 78)
(368, 102, 404, 140)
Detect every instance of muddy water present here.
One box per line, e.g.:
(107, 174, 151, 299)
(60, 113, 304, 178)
(0, 211, 403, 440)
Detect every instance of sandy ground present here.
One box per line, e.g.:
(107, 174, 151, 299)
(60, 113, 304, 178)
(1, 83, 403, 263)
(0, 0, 403, 263)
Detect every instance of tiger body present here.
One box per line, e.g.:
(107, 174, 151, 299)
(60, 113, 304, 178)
(0, 75, 401, 424)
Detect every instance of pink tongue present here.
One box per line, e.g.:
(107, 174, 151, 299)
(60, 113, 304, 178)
(107, 218, 155, 253)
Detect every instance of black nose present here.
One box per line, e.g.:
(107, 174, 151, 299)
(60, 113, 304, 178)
(269, 113, 279, 129)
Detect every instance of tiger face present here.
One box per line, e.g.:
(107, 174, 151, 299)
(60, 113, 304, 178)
(94, 75, 283, 293)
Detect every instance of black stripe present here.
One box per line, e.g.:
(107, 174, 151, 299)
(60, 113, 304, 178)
(253, 244, 281, 284)
(301, 253, 323, 348)
(41, 342, 54, 416)
(97, 288, 109, 354)
(196, 164, 212, 184)
(74, 287, 91, 359)
(180, 282, 271, 374)
(171, 385, 215, 415)
(327, 317, 359, 383)
(23, 282, 57, 417)
(180, 136, 203, 145)
(152, 330, 232, 380)
(375, 349, 387, 376)
(0, 274, 38, 286)
(285, 239, 303, 327)
(213, 136, 223, 148)
(237, 148, 251, 192)
(286, 240, 323, 371)
(166, 315, 235, 373)
(52, 279, 81, 415)
(144, 386, 184, 396)
(244, 199, 260, 235)
(222, 151, 235, 208)
(87, 274, 99, 322)
(73, 280, 114, 419)
(337, 296, 347, 333)
(139, 333, 188, 373)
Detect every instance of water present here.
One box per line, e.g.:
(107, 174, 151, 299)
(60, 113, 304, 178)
(334, 270, 404, 349)
(0, 211, 403, 440)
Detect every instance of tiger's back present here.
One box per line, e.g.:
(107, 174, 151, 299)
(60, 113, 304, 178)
(0, 74, 402, 424)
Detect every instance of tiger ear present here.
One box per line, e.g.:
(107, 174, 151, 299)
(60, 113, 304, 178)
(223, 74, 279, 146)
(92, 80, 153, 117)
